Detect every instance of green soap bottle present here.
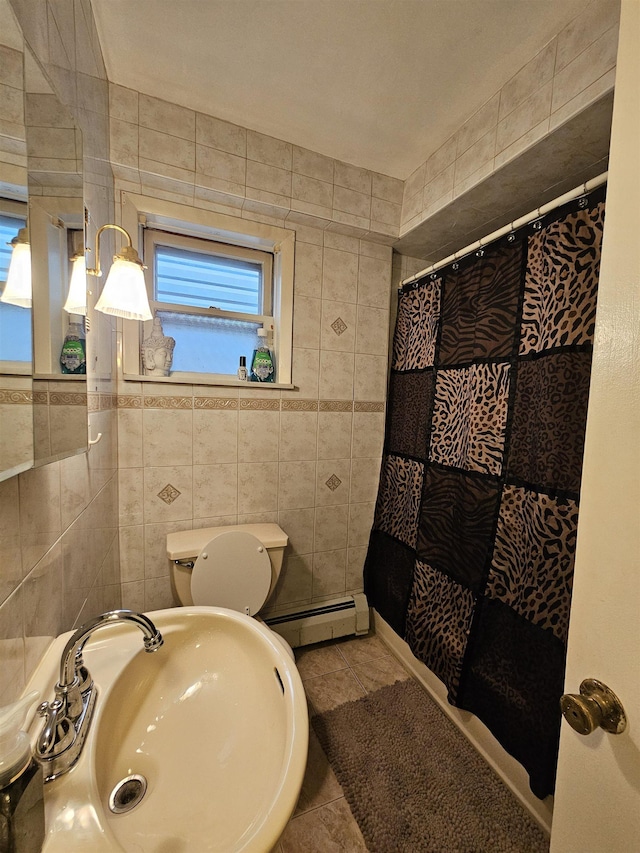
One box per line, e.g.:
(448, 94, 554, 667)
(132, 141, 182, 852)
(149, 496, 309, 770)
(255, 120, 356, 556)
(250, 328, 275, 382)
(60, 320, 86, 375)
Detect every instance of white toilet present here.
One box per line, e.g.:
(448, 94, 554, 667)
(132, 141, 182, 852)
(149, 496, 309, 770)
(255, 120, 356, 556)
(166, 522, 294, 657)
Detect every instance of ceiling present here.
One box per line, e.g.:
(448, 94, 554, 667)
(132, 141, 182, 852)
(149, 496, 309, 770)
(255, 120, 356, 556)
(91, 0, 585, 180)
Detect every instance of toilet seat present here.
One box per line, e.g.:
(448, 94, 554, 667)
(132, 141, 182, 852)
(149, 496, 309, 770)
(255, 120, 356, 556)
(190, 530, 272, 615)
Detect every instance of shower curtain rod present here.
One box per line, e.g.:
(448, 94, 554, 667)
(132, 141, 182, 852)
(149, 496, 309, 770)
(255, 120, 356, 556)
(400, 170, 608, 288)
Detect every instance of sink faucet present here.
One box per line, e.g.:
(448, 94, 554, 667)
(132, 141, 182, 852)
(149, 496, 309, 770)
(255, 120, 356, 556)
(35, 609, 163, 781)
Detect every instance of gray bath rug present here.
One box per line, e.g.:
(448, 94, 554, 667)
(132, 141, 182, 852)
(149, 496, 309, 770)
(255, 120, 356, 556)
(312, 679, 549, 853)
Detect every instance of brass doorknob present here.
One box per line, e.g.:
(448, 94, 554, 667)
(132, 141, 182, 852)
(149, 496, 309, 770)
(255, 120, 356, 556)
(560, 679, 626, 735)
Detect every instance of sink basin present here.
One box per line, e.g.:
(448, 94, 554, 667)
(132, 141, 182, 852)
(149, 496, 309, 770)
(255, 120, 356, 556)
(25, 607, 308, 852)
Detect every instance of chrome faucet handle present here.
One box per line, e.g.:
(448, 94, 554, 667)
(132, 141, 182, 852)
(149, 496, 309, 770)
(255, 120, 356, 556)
(37, 698, 67, 756)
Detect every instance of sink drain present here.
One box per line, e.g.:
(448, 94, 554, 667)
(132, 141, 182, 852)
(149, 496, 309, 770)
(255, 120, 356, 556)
(109, 774, 147, 814)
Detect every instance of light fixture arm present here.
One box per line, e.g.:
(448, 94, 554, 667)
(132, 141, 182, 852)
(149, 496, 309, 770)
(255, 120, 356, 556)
(87, 224, 144, 277)
(90, 222, 152, 321)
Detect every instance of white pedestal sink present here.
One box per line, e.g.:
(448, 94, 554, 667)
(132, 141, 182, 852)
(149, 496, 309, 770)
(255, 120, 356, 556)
(24, 606, 309, 852)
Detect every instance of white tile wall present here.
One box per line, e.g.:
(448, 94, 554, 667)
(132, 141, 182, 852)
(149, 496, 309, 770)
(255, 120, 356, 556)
(400, 0, 620, 234)
(116, 223, 392, 615)
(110, 84, 403, 243)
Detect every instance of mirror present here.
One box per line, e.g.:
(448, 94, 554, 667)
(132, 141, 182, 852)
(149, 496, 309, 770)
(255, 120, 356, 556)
(0, 1, 87, 483)
(0, 0, 32, 481)
(24, 48, 87, 467)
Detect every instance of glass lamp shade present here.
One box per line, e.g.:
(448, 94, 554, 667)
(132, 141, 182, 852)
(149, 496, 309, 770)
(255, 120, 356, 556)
(95, 258, 152, 321)
(63, 255, 87, 315)
(0, 241, 32, 308)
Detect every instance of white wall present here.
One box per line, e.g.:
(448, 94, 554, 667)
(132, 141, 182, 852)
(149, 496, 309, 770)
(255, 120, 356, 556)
(550, 1, 640, 848)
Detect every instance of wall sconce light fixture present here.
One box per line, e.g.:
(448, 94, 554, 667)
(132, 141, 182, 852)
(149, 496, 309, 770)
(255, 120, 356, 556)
(63, 253, 87, 316)
(88, 224, 152, 321)
(0, 227, 32, 308)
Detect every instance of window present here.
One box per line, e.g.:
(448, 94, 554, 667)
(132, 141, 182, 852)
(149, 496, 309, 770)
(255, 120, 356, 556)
(0, 210, 31, 370)
(144, 229, 273, 376)
(121, 193, 294, 386)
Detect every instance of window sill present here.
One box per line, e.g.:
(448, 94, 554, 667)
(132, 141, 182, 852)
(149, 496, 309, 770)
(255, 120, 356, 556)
(123, 373, 295, 390)
(33, 373, 86, 381)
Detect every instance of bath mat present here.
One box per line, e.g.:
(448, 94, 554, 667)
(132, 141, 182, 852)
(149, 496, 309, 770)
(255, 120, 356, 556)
(312, 679, 549, 853)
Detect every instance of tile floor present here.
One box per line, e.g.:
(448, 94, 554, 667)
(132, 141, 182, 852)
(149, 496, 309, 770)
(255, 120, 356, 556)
(273, 632, 411, 853)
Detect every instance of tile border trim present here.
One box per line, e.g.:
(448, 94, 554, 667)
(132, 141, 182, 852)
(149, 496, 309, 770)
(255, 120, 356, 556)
(0, 389, 32, 404)
(115, 393, 384, 412)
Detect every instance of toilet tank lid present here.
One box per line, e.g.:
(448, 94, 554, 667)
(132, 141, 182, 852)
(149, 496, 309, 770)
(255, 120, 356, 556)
(167, 523, 288, 560)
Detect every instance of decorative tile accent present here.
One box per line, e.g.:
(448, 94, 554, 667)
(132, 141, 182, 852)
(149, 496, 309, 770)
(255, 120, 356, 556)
(325, 474, 342, 491)
(115, 391, 383, 413)
(32, 391, 48, 404)
(116, 395, 143, 409)
(143, 396, 193, 409)
(239, 398, 280, 410)
(281, 399, 319, 411)
(194, 396, 238, 409)
(49, 392, 88, 406)
(100, 393, 117, 410)
(157, 483, 181, 504)
(82, 391, 118, 412)
(0, 390, 33, 404)
(354, 401, 385, 412)
(331, 317, 348, 336)
(319, 400, 353, 412)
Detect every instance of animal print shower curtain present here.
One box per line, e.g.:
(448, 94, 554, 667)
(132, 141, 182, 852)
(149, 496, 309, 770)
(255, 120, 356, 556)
(364, 186, 605, 798)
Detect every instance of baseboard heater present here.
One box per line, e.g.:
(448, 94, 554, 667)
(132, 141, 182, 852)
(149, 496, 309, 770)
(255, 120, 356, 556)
(264, 593, 370, 648)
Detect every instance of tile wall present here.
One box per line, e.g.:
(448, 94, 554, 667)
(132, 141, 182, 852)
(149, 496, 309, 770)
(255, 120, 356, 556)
(116, 223, 393, 615)
(106, 54, 405, 616)
(108, 83, 403, 241)
(0, 36, 26, 187)
(401, 0, 620, 234)
(0, 0, 120, 704)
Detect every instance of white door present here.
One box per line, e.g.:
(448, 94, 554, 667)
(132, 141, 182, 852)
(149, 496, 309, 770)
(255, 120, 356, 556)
(550, 2, 640, 851)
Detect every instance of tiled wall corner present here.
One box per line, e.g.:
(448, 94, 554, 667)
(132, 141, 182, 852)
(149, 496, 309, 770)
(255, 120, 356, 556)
(400, 0, 620, 234)
(109, 87, 403, 243)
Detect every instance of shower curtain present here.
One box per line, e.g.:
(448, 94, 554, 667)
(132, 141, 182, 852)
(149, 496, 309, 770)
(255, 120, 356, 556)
(364, 186, 605, 798)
